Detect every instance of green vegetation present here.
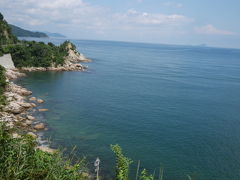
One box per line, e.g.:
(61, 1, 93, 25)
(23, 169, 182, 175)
(10, 24, 48, 38)
(0, 12, 194, 180)
(0, 12, 18, 45)
(0, 123, 88, 180)
(0, 65, 7, 107)
(0, 12, 75, 67)
(111, 144, 133, 180)
(0, 40, 72, 67)
(111, 144, 160, 180)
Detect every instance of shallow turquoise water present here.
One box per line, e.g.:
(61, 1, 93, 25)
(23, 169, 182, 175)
(18, 39, 240, 179)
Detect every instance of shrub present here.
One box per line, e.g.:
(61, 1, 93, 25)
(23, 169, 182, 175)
(111, 144, 133, 180)
(0, 123, 88, 180)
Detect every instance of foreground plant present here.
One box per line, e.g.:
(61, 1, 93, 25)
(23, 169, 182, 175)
(0, 123, 88, 180)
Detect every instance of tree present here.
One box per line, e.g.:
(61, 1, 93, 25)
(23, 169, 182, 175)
(0, 12, 3, 21)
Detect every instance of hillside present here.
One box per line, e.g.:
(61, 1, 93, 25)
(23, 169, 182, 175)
(0, 13, 17, 45)
(9, 24, 48, 38)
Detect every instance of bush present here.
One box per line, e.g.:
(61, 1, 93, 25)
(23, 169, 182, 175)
(0, 123, 88, 180)
(111, 144, 133, 180)
(4, 40, 71, 68)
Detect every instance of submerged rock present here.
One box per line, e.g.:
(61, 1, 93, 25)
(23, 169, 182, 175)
(38, 109, 48, 112)
(37, 99, 44, 103)
(29, 97, 37, 101)
(34, 123, 45, 130)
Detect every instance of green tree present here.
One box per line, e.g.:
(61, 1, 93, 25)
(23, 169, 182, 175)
(0, 12, 3, 21)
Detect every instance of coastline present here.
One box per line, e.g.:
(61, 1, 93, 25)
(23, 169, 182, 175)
(0, 45, 91, 153)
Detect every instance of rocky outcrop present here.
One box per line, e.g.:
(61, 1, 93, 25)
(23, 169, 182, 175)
(6, 82, 32, 96)
(19, 43, 90, 72)
(0, 69, 47, 133)
(20, 62, 86, 72)
(65, 44, 91, 63)
(5, 69, 26, 80)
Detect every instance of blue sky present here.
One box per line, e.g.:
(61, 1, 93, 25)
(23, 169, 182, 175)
(0, 0, 239, 48)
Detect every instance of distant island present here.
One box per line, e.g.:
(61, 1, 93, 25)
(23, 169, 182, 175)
(10, 24, 48, 38)
(44, 31, 66, 38)
(9, 24, 66, 38)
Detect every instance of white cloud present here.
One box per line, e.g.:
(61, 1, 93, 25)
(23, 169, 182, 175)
(195, 24, 234, 35)
(0, 0, 193, 39)
(115, 9, 193, 26)
(0, 0, 107, 27)
(163, 2, 183, 8)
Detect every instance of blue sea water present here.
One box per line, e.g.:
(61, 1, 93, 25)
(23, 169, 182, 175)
(18, 39, 240, 179)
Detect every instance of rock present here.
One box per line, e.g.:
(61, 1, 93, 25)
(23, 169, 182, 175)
(29, 97, 37, 101)
(5, 69, 26, 80)
(16, 115, 25, 121)
(27, 132, 37, 138)
(34, 123, 45, 130)
(19, 102, 32, 108)
(36, 146, 56, 154)
(3, 102, 25, 114)
(38, 109, 48, 112)
(37, 99, 44, 103)
(21, 123, 28, 127)
(12, 133, 21, 138)
(27, 115, 35, 120)
(4, 92, 25, 102)
(6, 83, 32, 96)
(31, 103, 37, 107)
(25, 120, 32, 125)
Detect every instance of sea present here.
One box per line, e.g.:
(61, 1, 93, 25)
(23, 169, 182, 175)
(17, 38, 240, 180)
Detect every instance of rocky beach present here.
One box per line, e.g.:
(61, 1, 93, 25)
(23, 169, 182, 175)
(0, 43, 90, 153)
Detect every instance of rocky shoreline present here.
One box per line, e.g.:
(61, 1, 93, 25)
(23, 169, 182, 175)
(0, 44, 90, 153)
(0, 68, 56, 153)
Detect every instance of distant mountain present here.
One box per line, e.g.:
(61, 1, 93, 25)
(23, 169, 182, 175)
(44, 32, 66, 38)
(9, 24, 48, 38)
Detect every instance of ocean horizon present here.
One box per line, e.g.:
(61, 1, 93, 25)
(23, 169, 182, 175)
(17, 38, 240, 180)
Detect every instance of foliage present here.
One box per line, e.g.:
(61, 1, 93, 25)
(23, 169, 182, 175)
(0, 65, 6, 107)
(0, 12, 75, 67)
(0, 123, 88, 180)
(111, 144, 133, 180)
(0, 12, 3, 21)
(0, 12, 18, 45)
(139, 169, 154, 180)
(0, 40, 71, 67)
(10, 24, 48, 38)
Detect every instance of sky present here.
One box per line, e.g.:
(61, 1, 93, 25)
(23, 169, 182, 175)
(0, 0, 240, 48)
